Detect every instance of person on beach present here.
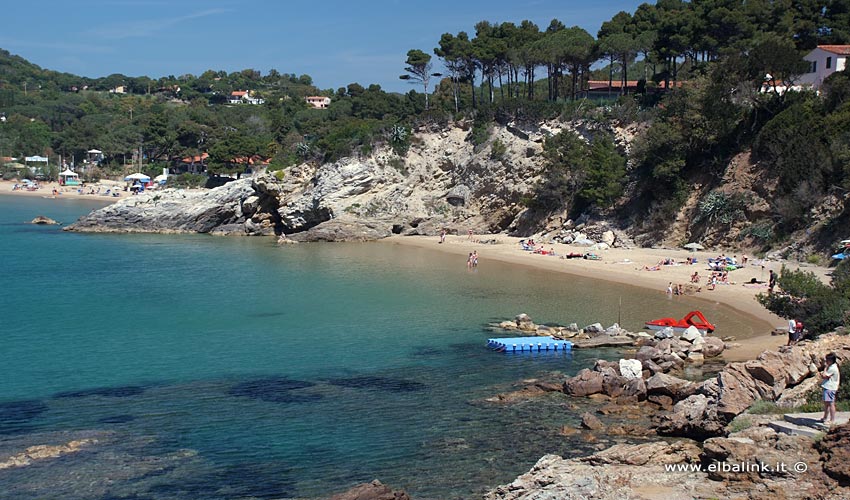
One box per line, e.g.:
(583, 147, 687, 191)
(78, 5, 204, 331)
(768, 270, 777, 293)
(467, 252, 474, 268)
(666, 282, 673, 295)
(468, 229, 473, 240)
(820, 353, 840, 426)
(439, 229, 446, 244)
(472, 251, 478, 267)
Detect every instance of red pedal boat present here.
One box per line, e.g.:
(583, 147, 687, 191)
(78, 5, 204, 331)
(645, 310, 716, 334)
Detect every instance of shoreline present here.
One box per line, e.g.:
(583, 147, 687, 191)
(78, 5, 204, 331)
(385, 234, 833, 361)
(0, 180, 127, 202)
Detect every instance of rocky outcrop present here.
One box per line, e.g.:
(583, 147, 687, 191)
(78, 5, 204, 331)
(487, 421, 848, 500)
(818, 424, 850, 485)
(657, 334, 850, 439)
(66, 177, 277, 235)
(484, 446, 720, 500)
(30, 215, 59, 225)
(65, 122, 556, 239)
(286, 218, 393, 242)
(327, 479, 411, 500)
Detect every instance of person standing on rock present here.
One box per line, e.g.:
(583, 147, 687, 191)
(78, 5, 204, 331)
(820, 353, 840, 426)
(787, 318, 798, 346)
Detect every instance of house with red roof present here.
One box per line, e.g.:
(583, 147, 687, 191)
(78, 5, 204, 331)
(228, 90, 265, 105)
(800, 45, 850, 89)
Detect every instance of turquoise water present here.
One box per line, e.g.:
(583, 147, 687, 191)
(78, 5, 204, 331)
(0, 196, 757, 499)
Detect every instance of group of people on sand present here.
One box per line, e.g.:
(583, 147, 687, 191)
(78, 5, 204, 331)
(466, 251, 479, 268)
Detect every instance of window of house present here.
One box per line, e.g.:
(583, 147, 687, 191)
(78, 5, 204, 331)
(812, 60, 818, 73)
(827, 56, 833, 69)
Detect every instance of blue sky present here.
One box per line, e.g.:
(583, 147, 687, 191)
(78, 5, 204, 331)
(2, 0, 646, 93)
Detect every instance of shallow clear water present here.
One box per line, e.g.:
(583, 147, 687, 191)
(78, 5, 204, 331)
(0, 196, 757, 499)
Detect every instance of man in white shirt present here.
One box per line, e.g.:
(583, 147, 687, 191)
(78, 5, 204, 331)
(821, 353, 841, 425)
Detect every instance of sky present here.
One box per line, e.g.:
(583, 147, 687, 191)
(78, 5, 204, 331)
(2, 0, 647, 93)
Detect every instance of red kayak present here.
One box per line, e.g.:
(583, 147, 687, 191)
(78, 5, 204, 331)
(645, 310, 716, 334)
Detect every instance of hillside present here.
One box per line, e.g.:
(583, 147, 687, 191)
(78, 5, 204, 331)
(2, 44, 849, 261)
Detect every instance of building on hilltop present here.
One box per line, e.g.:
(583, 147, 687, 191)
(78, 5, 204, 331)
(800, 45, 850, 89)
(306, 96, 331, 109)
(229, 90, 265, 105)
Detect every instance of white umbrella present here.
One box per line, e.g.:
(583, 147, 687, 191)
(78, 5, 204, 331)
(683, 242, 705, 251)
(124, 173, 151, 182)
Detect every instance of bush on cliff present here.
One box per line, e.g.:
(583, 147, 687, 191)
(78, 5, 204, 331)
(757, 259, 850, 336)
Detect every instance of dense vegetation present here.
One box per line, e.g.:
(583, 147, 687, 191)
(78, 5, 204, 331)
(758, 260, 850, 335)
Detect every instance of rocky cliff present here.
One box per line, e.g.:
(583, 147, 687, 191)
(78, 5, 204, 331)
(65, 121, 593, 241)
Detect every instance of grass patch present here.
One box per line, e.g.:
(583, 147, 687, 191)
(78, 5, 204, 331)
(727, 415, 753, 433)
(747, 399, 787, 415)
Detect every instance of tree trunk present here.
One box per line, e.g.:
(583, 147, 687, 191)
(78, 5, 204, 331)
(622, 52, 628, 96)
(498, 70, 504, 101)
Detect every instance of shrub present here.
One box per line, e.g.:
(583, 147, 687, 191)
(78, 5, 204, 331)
(167, 173, 206, 188)
(747, 399, 786, 414)
(389, 124, 410, 156)
(695, 191, 748, 225)
(741, 220, 774, 242)
(757, 260, 850, 336)
(727, 415, 753, 433)
(490, 139, 507, 160)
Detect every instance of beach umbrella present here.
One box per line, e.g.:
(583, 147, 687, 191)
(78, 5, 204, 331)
(683, 242, 705, 251)
(124, 173, 151, 182)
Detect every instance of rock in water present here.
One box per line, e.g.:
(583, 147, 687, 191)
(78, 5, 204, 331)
(30, 216, 58, 225)
(328, 479, 411, 500)
(65, 179, 277, 235)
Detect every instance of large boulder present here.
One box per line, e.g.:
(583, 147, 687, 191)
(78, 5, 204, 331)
(618, 359, 643, 380)
(655, 394, 727, 439)
(563, 369, 604, 397)
(681, 326, 702, 343)
(622, 377, 647, 401)
(701, 336, 725, 358)
(646, 373, 697, 401)
(716, 364, 771, 420)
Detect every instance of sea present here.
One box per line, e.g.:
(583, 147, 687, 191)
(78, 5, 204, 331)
(0, 195, 760, 499)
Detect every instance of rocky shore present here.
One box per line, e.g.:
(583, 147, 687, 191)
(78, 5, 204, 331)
(483, 332, 850, 500)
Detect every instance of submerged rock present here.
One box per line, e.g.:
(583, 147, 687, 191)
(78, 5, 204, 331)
(328, 479, 411, 500)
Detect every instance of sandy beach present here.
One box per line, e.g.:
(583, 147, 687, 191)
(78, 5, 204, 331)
(386, 234, 834, 361)
(0, 179, 128, 202)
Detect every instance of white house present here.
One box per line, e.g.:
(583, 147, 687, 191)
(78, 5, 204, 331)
(799, 45, 850, 89)
(229, 90, 265, 105)
(306, 96, 331, 109)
